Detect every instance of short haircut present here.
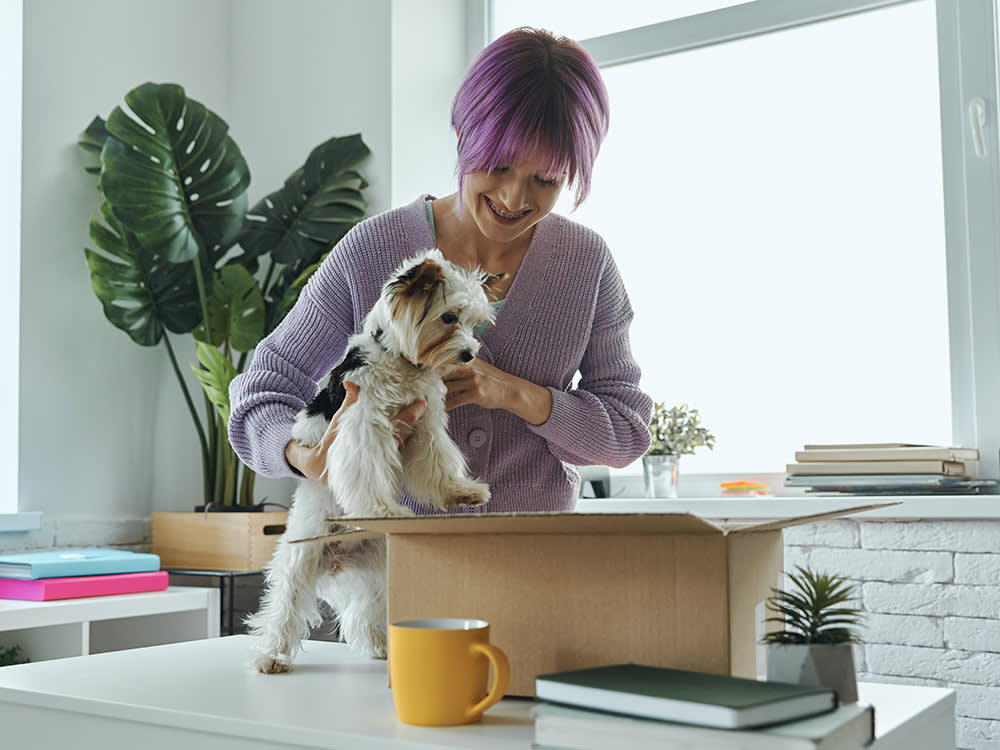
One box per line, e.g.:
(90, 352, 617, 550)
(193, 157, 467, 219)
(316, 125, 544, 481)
(451, 27, 610, 210)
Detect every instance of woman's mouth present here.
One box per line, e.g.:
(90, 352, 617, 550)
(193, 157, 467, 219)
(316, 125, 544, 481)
(485, 197, 530, 224)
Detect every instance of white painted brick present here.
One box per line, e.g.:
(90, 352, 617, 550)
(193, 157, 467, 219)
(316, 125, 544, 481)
(866, 644, 1000, 685)
(782, 520, 859, 548)
(955, 684, 1000, 721)
(958, 716, 1000, 750)
(807, 547, 952, 583)
(864, 613, 943, 647)
(0, 519, 57, 554)
(861, 521, 1000, 552)
(782, 545, 811, 572)
(862, 582, 1000, 619)
(946, 618, 1000, 654)
(53, 519, 150, 547)
(956, 553, 1000, 585)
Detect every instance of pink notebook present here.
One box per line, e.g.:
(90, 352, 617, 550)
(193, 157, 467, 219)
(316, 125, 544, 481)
(0, 570, 169, 601)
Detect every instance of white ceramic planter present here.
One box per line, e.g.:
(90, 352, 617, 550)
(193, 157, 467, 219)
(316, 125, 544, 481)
(766, 643, 859, 703)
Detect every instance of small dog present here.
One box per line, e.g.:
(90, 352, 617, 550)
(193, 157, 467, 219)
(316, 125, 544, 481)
(248, 249, 497, 673)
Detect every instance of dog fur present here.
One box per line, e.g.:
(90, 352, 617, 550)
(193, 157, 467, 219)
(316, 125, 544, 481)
(247, 249, 497, 673)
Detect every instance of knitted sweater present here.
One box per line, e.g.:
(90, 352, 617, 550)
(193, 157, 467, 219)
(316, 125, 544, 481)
(228, 195, 653, 513)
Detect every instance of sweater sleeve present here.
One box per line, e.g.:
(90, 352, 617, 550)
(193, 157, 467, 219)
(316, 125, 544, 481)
(527, 252, 653, 468)
(227, 243, 357, 478)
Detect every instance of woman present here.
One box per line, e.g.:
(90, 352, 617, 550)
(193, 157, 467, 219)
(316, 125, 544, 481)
(228, 27, 652, 512)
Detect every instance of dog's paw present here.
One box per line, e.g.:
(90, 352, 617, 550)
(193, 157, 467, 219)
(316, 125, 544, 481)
(444, 481, 490, 507)
(254, 653, 293, 674)
(349, 629, 388, 659)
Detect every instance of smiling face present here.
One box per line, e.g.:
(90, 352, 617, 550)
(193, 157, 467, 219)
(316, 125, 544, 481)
(461, 159, 565, 246)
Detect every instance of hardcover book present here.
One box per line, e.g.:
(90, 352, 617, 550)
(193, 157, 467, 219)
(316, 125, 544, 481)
(0, 570, 169, 601)
(795, 445, 979, 462)
(786, 460, 966, 476)
(532, 701, 874, 750)
(0, 548, 161, 580)
(534, 664, 837, 729)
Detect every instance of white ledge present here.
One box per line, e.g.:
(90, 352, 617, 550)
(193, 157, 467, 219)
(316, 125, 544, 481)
(576, 496, 1000, 521)
(0, 512, 43, 533)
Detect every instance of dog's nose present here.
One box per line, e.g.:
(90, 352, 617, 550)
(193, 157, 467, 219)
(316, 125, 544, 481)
(459, 350, 474, 363)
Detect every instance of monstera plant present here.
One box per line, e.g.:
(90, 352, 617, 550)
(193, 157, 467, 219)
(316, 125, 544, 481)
(78, 82, 371, 508)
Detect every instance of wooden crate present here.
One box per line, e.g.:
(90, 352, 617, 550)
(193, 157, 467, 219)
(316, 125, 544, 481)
(152, 512, 287, 572)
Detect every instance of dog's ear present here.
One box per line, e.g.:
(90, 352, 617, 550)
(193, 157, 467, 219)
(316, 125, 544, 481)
(389, 258, 445, 322)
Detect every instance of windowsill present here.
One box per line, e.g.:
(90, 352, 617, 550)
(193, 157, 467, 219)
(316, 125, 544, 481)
(0, 512, 43, 532)
(576, 496, 1000, 521)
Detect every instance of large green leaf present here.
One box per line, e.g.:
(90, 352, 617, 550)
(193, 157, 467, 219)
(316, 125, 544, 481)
(101, 82, 250, 264)
(84, 202, 201, 346)
(191, 342, 238, 424)
(193, 265, 266, 352)
(238, 133, 368, 269)
(78, 116, 110, 176)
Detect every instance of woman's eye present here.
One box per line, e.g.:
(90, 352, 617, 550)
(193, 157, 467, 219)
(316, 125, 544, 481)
(441, 312, 458, 324)
(535, 175, 559, 187)
(490, 166, 510, 175)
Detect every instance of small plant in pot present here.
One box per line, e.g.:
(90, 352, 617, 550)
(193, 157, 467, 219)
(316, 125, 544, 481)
(644, 402, 715, 497)
(762, 566, 863, 702)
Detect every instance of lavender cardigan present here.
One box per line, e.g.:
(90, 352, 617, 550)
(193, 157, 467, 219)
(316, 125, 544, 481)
(228, 195, 652, 513)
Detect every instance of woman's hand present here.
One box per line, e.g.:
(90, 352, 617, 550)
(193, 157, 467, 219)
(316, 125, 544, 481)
(443, 359, 552, 426)
(285, 381, 427, 481)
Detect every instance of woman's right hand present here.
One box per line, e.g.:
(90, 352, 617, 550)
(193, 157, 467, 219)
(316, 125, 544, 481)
(284, 381, 427, 482)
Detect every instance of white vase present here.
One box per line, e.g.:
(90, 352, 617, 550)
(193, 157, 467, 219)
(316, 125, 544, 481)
(643, 454, 679, 498)
(766, 643, 859, 703)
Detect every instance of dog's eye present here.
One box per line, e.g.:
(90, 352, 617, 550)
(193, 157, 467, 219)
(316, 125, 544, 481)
(441, 312, 458, 325)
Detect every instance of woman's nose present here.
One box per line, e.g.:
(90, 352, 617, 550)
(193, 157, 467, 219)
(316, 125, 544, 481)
(496, 176, 529, 211)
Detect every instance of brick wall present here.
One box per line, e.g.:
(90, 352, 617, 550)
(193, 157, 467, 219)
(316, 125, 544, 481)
(785, 519, 1000, 750)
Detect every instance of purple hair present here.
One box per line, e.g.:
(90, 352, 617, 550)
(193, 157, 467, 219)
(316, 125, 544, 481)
(451, 27, 610, 210)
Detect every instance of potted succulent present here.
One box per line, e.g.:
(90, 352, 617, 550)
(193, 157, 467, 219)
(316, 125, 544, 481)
(644, 402, 715, 497)
(77, 81, 371, 512)
(762, 566, 863, 702)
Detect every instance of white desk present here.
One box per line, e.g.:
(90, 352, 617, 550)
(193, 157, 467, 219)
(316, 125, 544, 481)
(0, 586, 220, 662)
(0, 635, 954, 749)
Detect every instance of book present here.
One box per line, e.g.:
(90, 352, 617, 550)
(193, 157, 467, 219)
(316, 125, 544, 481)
(532, 701, 874, 750)
(795, 445, 979, 462)
(786, 460, 966, 476)
(0, 570, 169, 601)
(0, 548, 161, 580)
(534, 664, 837, 729)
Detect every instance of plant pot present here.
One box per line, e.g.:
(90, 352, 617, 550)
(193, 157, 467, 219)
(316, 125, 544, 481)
(643, 454, 679, 498)
(766, 643, 859, 703)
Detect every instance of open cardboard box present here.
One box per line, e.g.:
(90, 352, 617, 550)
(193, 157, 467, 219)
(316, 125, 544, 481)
(303, 503, 890, 696)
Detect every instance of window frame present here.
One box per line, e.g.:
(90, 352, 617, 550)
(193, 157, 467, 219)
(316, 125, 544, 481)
(477, 0, 1000, 481)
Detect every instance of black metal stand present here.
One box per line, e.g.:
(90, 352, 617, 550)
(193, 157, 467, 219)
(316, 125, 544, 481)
(164, 569, 264, 636)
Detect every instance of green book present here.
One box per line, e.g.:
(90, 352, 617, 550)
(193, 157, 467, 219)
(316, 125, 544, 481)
(535, 664, 838, 729)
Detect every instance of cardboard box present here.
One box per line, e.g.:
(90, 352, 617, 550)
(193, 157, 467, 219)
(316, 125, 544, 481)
(311, 505, 885, 696)
(152, 511, 287, 572)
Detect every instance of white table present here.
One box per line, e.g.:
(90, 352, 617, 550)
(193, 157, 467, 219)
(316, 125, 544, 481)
(0, 635, 954, 749)
(0, 586, 220, 662)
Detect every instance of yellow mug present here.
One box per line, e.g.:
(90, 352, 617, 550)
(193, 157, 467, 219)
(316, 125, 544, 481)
(389, 618, 510, 726)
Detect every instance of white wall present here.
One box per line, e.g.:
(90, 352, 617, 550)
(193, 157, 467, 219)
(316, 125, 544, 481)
(11, 0, 398, 545)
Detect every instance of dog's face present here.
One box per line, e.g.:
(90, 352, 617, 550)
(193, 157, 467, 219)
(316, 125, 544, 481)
(376, 249, 497, 371)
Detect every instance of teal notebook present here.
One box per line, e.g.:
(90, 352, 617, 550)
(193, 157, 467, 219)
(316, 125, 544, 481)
(0, 548, 161, 580)
(535, 664, 838, 729)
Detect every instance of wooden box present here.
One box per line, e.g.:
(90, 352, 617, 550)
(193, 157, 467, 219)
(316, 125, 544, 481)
(152, 512, 287, 572)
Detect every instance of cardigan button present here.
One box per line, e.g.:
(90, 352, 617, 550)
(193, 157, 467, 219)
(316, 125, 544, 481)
(468, 429, 488, 449)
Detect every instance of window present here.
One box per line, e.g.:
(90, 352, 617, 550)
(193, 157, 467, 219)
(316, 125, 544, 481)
(483, 0, 1000, 479)
(1, 0, 21, 514)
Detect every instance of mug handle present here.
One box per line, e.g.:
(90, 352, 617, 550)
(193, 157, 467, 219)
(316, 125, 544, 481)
(466, 642, 511, 719)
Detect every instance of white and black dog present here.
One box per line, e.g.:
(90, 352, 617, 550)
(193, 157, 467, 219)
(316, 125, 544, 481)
(248, 249, 498, 673)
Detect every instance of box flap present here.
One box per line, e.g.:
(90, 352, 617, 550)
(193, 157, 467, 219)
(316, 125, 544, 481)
(294, 512, 728, 543)
(723, 502, 900, 533)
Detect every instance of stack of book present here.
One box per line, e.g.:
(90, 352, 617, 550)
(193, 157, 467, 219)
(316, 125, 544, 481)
(784, 443, 998, 494)
(532, 663, 874, 749)
(0, 548, 167, 601)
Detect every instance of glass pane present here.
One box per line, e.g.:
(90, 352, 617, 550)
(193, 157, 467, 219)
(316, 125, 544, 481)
(554, 1, 951, 474)
(491, 0, 747, 41)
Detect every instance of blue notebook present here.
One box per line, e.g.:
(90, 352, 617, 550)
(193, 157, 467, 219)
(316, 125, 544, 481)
(0, 548, 161, 580)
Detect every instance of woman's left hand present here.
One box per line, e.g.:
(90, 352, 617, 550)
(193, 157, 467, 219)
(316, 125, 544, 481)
(443, 358, 552, 426)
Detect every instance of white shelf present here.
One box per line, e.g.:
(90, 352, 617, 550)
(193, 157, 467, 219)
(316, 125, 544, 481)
(576, 496, 1000, 520)
(0, 586, 220, 662)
